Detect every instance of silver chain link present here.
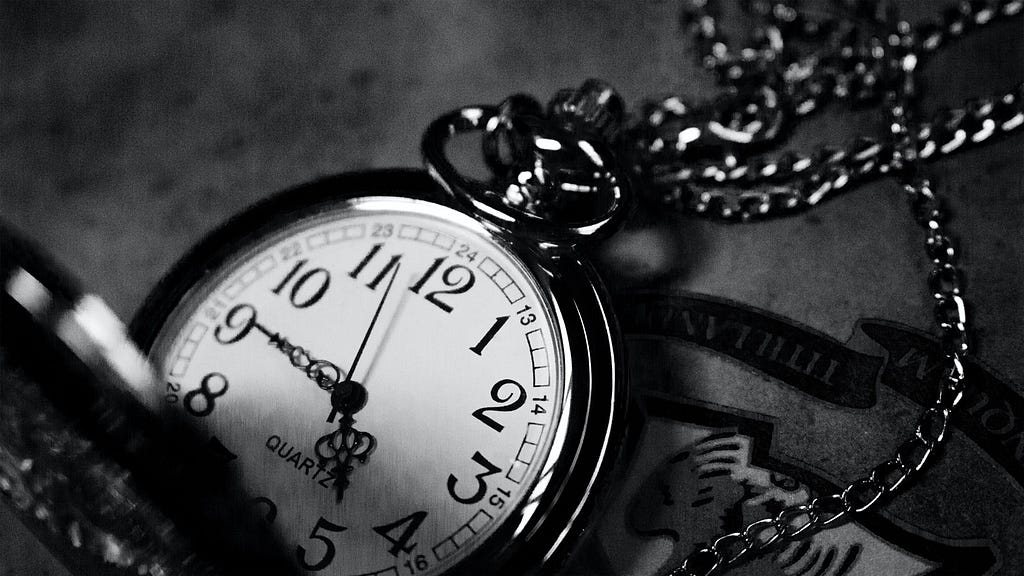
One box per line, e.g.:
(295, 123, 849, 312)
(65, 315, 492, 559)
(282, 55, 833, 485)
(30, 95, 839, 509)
(650, 83, 1022, 220)
(665, 3, 983, 575)
(428, 3, 1013, 573)
(630, 0, 1023, 221)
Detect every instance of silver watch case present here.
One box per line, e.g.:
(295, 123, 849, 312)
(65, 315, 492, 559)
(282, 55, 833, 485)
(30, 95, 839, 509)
(130, 169, 628, 575)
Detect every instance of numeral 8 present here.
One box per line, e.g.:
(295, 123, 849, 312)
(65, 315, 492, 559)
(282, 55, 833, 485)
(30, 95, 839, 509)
(184, 372, 229, 417)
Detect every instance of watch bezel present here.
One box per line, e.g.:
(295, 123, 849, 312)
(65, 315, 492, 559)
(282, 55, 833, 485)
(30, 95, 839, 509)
(129, 168, 627, 575)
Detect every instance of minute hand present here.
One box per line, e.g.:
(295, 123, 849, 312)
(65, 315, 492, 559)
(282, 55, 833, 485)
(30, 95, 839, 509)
(323, 262, 401, 502)
(342, 260, 401, 389)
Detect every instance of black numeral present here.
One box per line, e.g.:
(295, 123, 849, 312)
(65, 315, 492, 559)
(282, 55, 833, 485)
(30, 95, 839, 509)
(205, 435, 238, 465)
(272, 259, 331, 308)
(165, 381, 181, 404)
(404, 554, 429, 574)
(447, 451, 501, 505)
(373, 510, 428, 557)
(184, 373, 229, 417)
(408, 256, 444, 294)
(532, 394, 549, 415)
(215, 303, 257, 344)
(296, 517, 347, 571)
(472, 379, 526, 433)
(410, 257, 475, 313)
(247, 496, 277, 524)
(350, 243, 403, 290)
(353, 247, 476, 312)
(455, 244, 478, 262)
(469, 316, 509, 355)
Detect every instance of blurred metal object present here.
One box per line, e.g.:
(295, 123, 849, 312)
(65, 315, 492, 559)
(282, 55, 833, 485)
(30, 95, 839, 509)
(1, 225, 208, 575)
(0, 225, 297, 576)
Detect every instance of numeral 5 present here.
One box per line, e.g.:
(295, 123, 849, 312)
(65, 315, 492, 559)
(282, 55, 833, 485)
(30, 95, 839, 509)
(297, 517, 347, 571)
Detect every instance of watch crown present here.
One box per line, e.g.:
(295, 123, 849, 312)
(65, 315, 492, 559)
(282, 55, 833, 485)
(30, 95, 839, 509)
(547, 79, 625, 142)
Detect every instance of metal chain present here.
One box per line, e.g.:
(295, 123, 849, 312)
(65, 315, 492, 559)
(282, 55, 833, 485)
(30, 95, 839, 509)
(629, 0, 1023, 221)
(668, 8, 974, 576)
(650, 83, 1022, 219)
(428, 2, 1009, 571)
(683, 0, 1021, 109)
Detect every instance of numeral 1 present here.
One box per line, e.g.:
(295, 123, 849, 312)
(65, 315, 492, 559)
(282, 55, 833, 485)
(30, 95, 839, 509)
(470, 316, 509, 355)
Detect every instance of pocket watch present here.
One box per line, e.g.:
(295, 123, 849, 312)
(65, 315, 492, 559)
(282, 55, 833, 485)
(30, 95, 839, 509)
(128, 101, 632, 576)
(5, 2, 1021, 574)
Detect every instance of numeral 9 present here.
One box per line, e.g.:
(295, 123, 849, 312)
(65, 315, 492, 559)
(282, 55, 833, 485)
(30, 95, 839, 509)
(215, 303, 257, 344)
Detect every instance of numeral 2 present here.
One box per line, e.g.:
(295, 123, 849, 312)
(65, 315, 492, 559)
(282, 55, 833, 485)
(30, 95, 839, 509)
(447, 451, 501, 505)
(472, 379, 526, 433)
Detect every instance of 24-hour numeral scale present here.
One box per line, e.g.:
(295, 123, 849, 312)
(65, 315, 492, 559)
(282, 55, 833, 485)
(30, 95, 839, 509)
(148, 195, 566, 576)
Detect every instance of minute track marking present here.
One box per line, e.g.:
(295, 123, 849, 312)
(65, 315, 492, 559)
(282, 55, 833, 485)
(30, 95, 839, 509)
(145, 198, 577, 575)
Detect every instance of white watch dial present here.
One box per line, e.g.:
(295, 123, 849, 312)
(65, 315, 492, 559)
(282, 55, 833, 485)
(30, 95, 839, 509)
(148, 197, 565, 575)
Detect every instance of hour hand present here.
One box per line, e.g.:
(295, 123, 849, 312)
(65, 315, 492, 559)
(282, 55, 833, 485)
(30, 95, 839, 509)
(314, 413, 377, 503)
(214, 302, 347, 391)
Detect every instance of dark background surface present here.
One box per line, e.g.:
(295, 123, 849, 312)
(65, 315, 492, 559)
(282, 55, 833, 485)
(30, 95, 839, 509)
(2, 1, 1022, 574)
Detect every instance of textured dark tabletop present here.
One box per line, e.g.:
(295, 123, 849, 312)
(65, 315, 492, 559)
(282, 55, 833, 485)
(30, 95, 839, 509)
(2, 1, 1022, 575)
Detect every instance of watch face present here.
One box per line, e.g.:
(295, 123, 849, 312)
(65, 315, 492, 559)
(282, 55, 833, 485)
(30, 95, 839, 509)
(146, 196, 566, 575)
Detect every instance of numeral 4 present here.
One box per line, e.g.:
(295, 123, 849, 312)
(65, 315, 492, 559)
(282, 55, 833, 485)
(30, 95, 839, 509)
(373, 510, 428, 557)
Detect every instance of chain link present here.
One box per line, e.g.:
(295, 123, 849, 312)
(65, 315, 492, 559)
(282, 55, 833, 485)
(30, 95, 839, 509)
(648, 83, 1022, 219)
(435, 3, 1009, 572)
(667, 3, 978, 574)
(630, 0, 1023, 221)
